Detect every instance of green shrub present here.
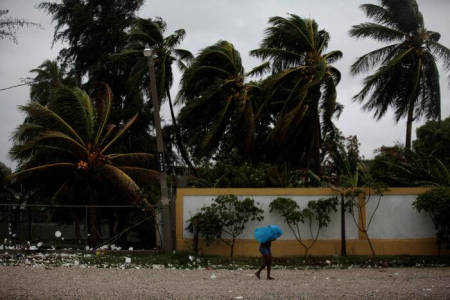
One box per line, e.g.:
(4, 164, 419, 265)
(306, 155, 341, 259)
(414, 187, 450, 254)
(187, 194, 264, 256)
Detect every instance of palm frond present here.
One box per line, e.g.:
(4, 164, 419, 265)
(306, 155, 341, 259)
(101, 114, 138, 154)
(351, 44, 400, 75)
(107, 153, 155, 167)
(247, 62, 271, 77)
(98, 164, 144, 206)
(93, 83, 113, 145)
(350, 23, 405, 42)
(428, 41, 450, 71)
(323, 51, 343, 64)
(117, 166, 160, 184)
(19, 102, 85, 146)
(10, 130, 88, 161)
(11, 162, 76, 181)
(47, 86, 95, 142)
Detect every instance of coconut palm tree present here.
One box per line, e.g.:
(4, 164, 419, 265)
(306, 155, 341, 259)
(250, 14, 342, 173)
(113, 17, 195, 173)
(29, 60, 76, 105)
(177, 40, 260, 160)
(350, 0, 450, 149)
(10, 84, 159, 245)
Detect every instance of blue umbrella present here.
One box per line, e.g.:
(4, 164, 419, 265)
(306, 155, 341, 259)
(254, 225, 283, 243)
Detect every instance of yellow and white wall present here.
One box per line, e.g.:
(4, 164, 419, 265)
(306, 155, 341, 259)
(176, 188, 449, 256)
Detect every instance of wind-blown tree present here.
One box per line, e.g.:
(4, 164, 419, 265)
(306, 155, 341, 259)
(250, 14, 343, 174)
(0, 9, 40, 43)
(38, 0, 143, 84)
(10, 84, 159, 246)
(413, 116, 450, 168)
(350, 0, 450, 149)
(178, 41, 261, 161)
(29, 60, 76, 105)
(38, 1, 153, 155)
(113, 17, 195, 173)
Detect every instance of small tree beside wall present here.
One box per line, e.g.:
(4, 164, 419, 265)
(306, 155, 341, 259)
(186, 194, 264, 257)
(269, 197, 338, 257)
(414, 187, 450, 256)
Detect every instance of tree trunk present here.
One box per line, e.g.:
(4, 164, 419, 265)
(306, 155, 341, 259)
(147, 54, 173, 251)
(364, 231, 376, 257)
(27, 206, 32, 241)
(88, 207, 100, 246)
(405, 103, 414, 149)
(193, 218, 199, 255)
(340, 195, 347, 256)
(166, 89, 198, 177)
(230, 238, 235, 257)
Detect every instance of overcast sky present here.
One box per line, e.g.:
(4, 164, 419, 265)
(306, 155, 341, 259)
(1, 0, 449, 170)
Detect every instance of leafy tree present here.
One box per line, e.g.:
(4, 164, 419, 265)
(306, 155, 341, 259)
(178, 41, 261, 161)
(324, 135, 362, 256)
(350, 0, 450, 148)
(330, 143, 386, 257)
(10, 84, 159, 246)
(250, 14, 343, 173)
(414, 187, 450, 255)
(413, 117, 450, 168)
(269, 197, 338, 257)
(39, 0, 143, 82)
(0, 9, 40, 43)
(186, 194, 264, 257)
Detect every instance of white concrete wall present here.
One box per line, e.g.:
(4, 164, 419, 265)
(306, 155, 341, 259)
(366, 194, 435, 239)
(183, 194, 359, 240)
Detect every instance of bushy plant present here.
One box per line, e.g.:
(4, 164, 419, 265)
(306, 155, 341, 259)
(269, 197, 338, 257)
(414, 187, 450, 255)
(186, 194, 264, 256)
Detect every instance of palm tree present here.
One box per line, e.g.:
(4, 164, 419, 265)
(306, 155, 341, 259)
(350, 0, 450, 149)
(29, 60, 76, 105)
(178, 40, 260, 160)
(113, 17, 195, 174)
(10, 84, 159, 245)
(250, 14, 342, 174)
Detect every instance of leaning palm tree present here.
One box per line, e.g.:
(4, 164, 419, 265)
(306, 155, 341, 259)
(29, 59, 76, 105)
(177, 40, 260, 160)
(10, 84, 159, 245)
(112, 17, 195, 173)
(250, 14, 342, 173)
(350, 0, 450, 149)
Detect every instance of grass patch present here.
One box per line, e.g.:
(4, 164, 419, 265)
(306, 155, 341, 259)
(81, 252, 450, 269)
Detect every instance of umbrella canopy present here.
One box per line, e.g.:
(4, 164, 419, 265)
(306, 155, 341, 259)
(254, 225, 283, 243)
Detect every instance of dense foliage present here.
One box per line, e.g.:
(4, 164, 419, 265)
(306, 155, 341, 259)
(414, 187, 450, 254)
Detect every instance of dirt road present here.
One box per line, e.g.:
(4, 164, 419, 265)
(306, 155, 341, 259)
(1, 266, 449, 299)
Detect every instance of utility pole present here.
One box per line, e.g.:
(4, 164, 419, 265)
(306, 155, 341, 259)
(144, 45, 173, 251)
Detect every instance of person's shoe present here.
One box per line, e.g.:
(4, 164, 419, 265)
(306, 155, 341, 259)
(267, 276, 275, 280)
(255, 272, 261, 279)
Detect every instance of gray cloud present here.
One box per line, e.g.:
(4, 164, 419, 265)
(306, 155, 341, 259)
(1, 0, 449, 169)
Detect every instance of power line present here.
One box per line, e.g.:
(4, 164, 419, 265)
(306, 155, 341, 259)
(0, 83, 29, 91)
